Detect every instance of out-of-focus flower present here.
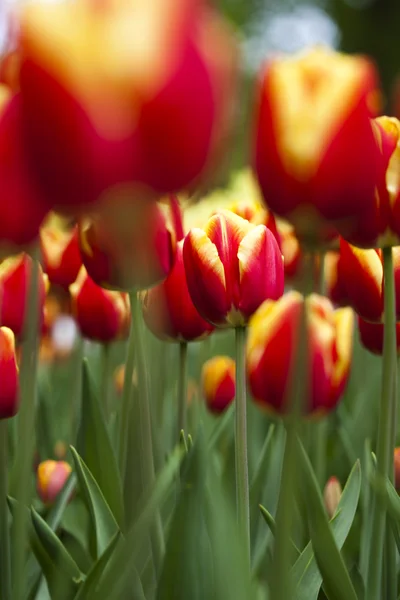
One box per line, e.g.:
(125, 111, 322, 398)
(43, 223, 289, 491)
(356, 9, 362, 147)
(324, 251, 349, 307)
(394, 448, 400, 490)
(344, 117, 400, 248)
(70, 266, 130, 342)
(277, 218, 302, 279)
(0, 253, 47, 338)
(79, 197, 175, 291)
(18, 0, 237, 209)
(114, 363, 137, 395)
(323, 476, 342, 518)
(0, 327, 19, 419)
(339, 240, 400, 322)
(253, 47, 381, 248)
(247, 291, 354, 416)
(41, 224, 82, 290)
(201, 355, 235, 414)
(358, 316, 400, 355)
(142, 240, 214, 341)
(37, 460, 72, 505)
(183, 209, 284, 327)
(0, 89, 49, 251)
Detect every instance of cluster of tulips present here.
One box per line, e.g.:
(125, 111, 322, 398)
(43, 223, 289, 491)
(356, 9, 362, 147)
(1, 0, 400, 599)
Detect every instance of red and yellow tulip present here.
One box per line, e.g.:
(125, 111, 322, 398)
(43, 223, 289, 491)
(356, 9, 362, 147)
(0, 327, 19, 419)
(201, 355, 235, 414)
(246, 291, 354, 416)
(183, 209, 284, 327)
(41, 224, 82, 290)
(36, 460, 72, 505)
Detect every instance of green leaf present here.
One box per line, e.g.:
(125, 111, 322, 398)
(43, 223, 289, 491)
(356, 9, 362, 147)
(31, 508, 82, 582)
(77, 360, 124, 528)
(73, 532, 121, 599)
(70, 446, 118, 559)
(295, 441, 358, 600)
(259, 504, 276, 535)
(208, 403, 234, 449)
(46, 472, 77, 531)
(293, 453, 361, 600)
(92, 444, 185, 600)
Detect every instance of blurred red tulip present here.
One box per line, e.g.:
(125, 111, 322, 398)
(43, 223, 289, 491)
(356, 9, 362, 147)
(201, 355, 235, 414)
(183, 209, 284, 327)
(70, 266, 130, 342)
(358, 316, 400, 355)
(41, 225, 82, 290)
(253, 47, 381, 248)
(247, 292, 354, 416)
(0, 327, 19, 419)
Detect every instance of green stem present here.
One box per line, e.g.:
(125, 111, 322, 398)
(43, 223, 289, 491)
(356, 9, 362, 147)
(12, 252, 40, 600)
(0, 420, 11, 599)
(366, 246, 397, 600)
(118, 297, 136, 481)
(235, 326, 250, 562)
(130, 292, 164, 575)
(100, 343, 113, 420)
(177, 342, 188, 436)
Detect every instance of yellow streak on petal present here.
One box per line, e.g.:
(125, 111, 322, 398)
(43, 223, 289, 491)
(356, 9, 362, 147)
(271, 47, 373, 180)
(202, 355, 235, 400)
(188, 228, 226, 288)
(332, 307, 354, 388)
(376, 116, 400, 207)
(238, 225, 265, 283)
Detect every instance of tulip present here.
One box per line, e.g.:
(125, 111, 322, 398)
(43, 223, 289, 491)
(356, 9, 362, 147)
(246, 291, 354, 416)
(41, 224, 82, 290)
(253, 47, 381, 247)
(0, 327, 19, 419)
(114, 364, 137, 396)
(324, 251, 350, 308)
(36, 460, 72, 505)
(277, 218, 302, 279)
(142, 240, 214, 342)
(79, 197, 175, 291)
(344, 116, 400, 248)
(69, 266, 130, 342)
(323, 476, 342, 518)
(18, 0, 237, 208)
(201, 355, 235, 414)
(183, 209, 284, 327)
(0, 89, 49, 251)
(0, 253, 47, 338)
(339, 240, 400, 322)
(358, 316, 400, 355)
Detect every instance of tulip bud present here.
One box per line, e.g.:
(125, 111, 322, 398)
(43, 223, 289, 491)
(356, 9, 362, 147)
(358, 316, 400, 355)
(323, 476, 342, 518)
(201, 356, 235, 414)
(37, 460, 72, 505)
(0, 253, 47, 338)
(247, 292, 354, 416)
(339, 240, 400, 322)
(79, 198, 175, 291)
(183, 209, 284, 327)
(142, 240, 214, 342)
(41, 224, 82, 290)
(70, 266, 130, 342)
(0, 327, 19, 419)
(394, 448, 400, 490)
(254, 47, 381, 247)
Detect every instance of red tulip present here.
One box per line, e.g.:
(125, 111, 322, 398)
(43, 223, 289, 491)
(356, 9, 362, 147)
(253, 47, 381, 247)
(0, 327, 19, 419)
(183, 209, 284, 327)
(69, 266, 130, 342)
(246, 292, 354, 416)
(357, 316, 400, 355)
(201, 355, 235, 414)
(41, 225, 82, 290)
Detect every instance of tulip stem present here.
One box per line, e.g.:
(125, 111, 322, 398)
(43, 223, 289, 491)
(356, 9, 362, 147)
(366, 246, 397, 600)
(11, 251, 40, 600)
(235, 326, 250, 562)
(118, 299, 136, 482)
(130, 292, 165, 575)
(0, 420, 11, 600)
(177, 341, 188, 436)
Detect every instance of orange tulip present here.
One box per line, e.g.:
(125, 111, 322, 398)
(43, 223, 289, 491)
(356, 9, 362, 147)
(70, 266, 130, 342)
(323, 476, 342, 518)
(183, 209, 284, 327)
(253, 47, 380, 247)
(247, 292, 354, 416)
(37, 460, 72, 505)
(0, 327, 19, 419)
(201, 355, 235, 414)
